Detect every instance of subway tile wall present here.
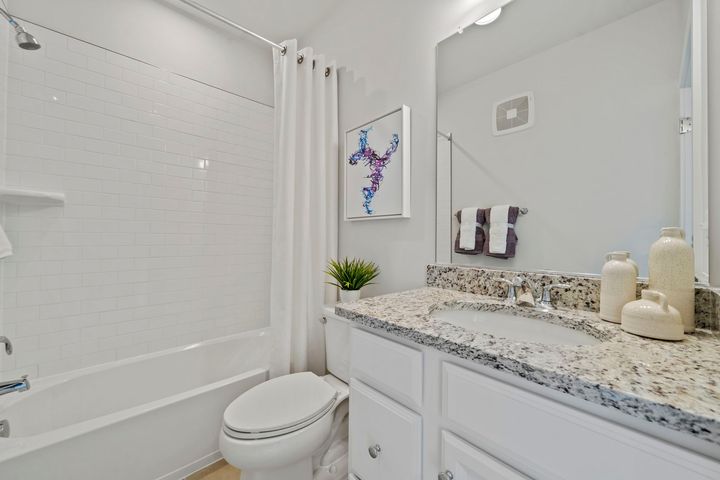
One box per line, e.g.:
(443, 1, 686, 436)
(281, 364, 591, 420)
(0, 25, 274, 378)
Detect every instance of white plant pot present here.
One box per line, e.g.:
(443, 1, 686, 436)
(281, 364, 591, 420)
(339, 289, 361, 303)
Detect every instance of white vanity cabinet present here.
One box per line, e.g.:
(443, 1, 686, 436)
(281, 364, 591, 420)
(348, 327, 720, 480)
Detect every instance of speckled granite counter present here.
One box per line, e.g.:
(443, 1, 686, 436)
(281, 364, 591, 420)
(335, 287, 720, 446)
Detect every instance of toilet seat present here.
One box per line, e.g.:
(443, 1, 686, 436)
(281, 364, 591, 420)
(223, 372, 339, 440)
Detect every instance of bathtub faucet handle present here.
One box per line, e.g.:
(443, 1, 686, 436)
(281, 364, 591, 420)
(0, 336, 11, 355)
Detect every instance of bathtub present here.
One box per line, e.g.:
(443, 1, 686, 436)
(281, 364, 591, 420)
(0, 328, 272, 480)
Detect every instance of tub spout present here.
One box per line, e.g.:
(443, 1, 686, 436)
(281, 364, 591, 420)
(0, 375, 30, 397)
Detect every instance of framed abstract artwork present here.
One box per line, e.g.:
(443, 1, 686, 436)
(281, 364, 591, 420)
(344, 105, 411, 221)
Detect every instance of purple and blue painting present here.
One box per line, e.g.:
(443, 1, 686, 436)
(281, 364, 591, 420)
(347, 127, 400, 215)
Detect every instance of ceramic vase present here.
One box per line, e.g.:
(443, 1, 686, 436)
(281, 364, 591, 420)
(339, 289, 361, 303)
(648, 227, 695, 333)
(605, 251, 638, 275)
(599, 251, 637, 323)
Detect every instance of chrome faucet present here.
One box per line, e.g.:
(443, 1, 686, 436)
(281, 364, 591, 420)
(499, 276, 536, 305)
(536, 284, 571, 311)
(0, 375, 30, 397)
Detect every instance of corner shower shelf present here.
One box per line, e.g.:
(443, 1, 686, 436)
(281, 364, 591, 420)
(0, 187, 66, 206)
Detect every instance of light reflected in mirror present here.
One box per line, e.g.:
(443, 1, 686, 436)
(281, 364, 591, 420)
(437, 0, 709, 281)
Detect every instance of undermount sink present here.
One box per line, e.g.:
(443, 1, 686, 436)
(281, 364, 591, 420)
(432, 309, 601, 346)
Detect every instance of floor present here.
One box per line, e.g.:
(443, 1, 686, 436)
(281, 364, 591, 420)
(186, 460, 240, 480)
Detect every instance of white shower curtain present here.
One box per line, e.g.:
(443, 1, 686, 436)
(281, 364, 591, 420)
(270, 39, 339, 376)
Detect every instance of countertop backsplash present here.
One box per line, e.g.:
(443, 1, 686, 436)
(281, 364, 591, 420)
(427, 264, 719, 330)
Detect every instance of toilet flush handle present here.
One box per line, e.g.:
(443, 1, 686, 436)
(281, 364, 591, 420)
(368, 444, 382, 459)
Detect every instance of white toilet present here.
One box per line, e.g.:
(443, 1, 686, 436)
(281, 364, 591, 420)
(219, 309, 350, 480)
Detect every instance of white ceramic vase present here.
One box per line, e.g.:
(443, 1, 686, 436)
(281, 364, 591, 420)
(621, 290, 684, 341)
(599, 251, 637, 323)
(339, 289, 361, 303)
(648, 227, 695, 333)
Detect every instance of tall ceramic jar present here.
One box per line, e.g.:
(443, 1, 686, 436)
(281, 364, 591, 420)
(599, 251, 637, 323)
(648, 227, 695, 332)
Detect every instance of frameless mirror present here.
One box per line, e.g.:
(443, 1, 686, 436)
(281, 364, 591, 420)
(436, 0, 709, 282)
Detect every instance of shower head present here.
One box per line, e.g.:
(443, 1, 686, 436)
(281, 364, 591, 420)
(15, 27, 41, 50)
(0, 7, 41, 51)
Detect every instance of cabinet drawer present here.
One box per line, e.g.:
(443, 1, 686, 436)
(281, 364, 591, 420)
(441, 430, 529, 480)
(349, 379, 422, 480)
(442, 362, 720, 480)
(350, 328, 423, 408)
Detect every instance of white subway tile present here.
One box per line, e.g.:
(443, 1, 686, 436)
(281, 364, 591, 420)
(2, 29, 273, 378)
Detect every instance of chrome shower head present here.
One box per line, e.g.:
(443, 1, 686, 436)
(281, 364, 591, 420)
(15, 27, 41, 50)
(0, 7, 40, 51)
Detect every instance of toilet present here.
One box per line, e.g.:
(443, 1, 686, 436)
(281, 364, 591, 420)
(219, 308, 350, 480)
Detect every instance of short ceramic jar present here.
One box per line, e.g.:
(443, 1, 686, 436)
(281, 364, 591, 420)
(648, 227, 695, 333)
(621, 290, 684, 341)
(599, 251, 637, 323)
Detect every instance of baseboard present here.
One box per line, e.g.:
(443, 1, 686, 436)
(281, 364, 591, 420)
(155, 451, 224, 480)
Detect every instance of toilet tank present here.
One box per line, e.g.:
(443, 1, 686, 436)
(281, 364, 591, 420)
(324, 307, 350, 383)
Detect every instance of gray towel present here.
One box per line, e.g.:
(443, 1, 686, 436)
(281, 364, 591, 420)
(483, 206, 519, 258)
(454, 209, 485, 255)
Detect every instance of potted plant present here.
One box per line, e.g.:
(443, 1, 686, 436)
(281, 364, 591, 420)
(325, 258, 380, 303)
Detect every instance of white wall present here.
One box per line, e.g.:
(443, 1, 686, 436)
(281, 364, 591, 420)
(0, 24, 273, 379)
(441, 0, 684, 276)
(302, 0, 497, 295)
(7, 0, 274, 106)
(303, 0, 719, 289)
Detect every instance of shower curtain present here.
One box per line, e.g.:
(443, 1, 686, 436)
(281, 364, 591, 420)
(270, 39, 339, 376)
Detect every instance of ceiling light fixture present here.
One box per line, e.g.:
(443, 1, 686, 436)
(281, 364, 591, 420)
(475, 7, 502, 26)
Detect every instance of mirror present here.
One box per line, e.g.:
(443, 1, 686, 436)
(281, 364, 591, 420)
(436, 0, 709, 281)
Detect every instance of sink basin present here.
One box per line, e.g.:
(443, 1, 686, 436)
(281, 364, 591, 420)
(432, 309, 601, 346)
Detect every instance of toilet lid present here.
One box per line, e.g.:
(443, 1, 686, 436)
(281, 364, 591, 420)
(223, 372, 338, 440)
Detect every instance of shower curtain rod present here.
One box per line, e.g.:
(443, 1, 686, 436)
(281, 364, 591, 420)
(177, 0, 331, 75)
(177, 0, 299, 59)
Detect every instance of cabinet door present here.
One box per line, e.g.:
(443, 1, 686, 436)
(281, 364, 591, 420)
(349, 379, 422, 480)
(440, 431, 529, 480)
(442, 362, 720, 480)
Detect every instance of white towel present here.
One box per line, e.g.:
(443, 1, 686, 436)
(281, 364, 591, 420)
(459, 207, 478, 250)
(488, 205, 511, 254)
(0, 224, 12, 259)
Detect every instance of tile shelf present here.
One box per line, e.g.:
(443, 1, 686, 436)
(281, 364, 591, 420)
(0, 187, 66, 206)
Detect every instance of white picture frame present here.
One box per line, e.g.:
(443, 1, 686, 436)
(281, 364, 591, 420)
(344, 105, 411, 221)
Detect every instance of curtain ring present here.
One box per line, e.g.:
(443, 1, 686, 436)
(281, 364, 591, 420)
(312, 59, 316, 70)
(280, 45, 287, 56)
(325, 67, 331, 77)
(297, 54, 304, 64)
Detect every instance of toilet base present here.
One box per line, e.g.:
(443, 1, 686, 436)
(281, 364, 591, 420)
(241, 458, 313, 480)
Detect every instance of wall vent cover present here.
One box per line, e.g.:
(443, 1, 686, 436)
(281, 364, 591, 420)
(492, 92, 534, 136)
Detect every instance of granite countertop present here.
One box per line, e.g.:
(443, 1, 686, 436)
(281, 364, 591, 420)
(335, 287, 720, 446)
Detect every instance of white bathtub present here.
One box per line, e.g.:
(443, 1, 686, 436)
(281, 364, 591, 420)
(0, 329, 272, 480)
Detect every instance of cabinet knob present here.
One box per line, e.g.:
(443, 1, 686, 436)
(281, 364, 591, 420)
(438, 470, 454, 480)
(368, 444, 382, 459)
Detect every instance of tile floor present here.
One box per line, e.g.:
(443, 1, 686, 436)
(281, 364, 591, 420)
(186, 460, 240, 480)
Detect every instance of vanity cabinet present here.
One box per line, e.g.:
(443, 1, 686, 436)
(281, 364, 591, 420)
(348, 327, 720, 480)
